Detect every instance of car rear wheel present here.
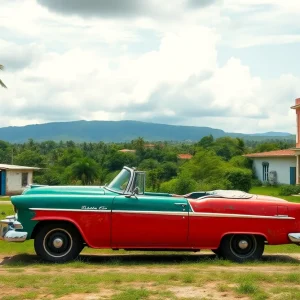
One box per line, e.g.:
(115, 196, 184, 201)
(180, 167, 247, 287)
(34, 222, 83, 263)
(220, 234, 264, 263)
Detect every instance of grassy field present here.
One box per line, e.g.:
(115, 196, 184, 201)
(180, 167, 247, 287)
(0, 196, 11, 201)
(1, 189, 300, 299)
(250, 186, 300, 203)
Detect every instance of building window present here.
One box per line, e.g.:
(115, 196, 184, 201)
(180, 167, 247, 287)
(262, 162, 269, 182)
(22, 173, 28, 187)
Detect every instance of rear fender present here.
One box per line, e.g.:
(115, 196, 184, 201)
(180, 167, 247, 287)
(220, 232, 268, 244)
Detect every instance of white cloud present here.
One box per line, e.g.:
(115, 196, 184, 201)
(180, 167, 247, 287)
(0, 0, 299, 135)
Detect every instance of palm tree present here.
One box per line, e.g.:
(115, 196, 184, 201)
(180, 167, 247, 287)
(0, 64, 7, 88)
(70, 157, 99, 185)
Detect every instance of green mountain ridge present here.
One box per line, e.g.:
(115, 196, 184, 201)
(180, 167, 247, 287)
(0, 120, 295, 143)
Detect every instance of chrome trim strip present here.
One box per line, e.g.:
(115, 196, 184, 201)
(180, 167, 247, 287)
(113, 210, 187, 216)
(30, 208, 110, 213)
(29, 208, 294, 219)
(189, 212, 295, 220)
(30, 208, 187, 216)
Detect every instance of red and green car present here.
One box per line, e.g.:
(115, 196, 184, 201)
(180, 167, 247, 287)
(1, 166, 300, 263)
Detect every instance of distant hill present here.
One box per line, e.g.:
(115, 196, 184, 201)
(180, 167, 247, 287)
(0, 120, 295, 143)
(247, 131, 293, 137)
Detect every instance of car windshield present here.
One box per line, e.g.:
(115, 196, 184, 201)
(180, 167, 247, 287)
(107, 168, 131, 193)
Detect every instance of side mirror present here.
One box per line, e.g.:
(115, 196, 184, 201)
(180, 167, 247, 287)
(125, 187, 139, 198)
(133, 186, 140, 195)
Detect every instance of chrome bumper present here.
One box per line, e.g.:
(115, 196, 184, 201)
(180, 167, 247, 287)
(288, 233, 300, 244)
(0, 215, 27, 242)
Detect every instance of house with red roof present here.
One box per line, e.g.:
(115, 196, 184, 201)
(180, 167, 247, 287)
(244, 98, 300, 185)
(177, 154, 193, 160)
(244, 149, 296, 185)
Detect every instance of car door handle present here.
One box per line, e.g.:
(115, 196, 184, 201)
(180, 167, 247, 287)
(174, 203, 187, 207)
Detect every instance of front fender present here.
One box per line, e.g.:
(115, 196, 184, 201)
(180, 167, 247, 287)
(31, 209, 111, 248)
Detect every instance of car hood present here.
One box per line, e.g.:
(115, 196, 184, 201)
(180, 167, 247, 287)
(21, 185, 116, 196)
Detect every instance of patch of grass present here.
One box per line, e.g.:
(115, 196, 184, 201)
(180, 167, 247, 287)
(236, 281, 258, 294)
(270, 287, 300, 299)
(1, 297, 21, 300)
(21, 292, 39, 299)
(0, 204, 14, 217)
(111, 288, 150, 300)
(265, 244, 300, 253)
(0, 240, 35, 255)
(250, 186, 300, 203)
(253, 293, 269, 300)
(167, 273, 180, 281)
(284, 272, 300, 282)
(6, 268, 25, 273)
(217, 283, 231, 292)
(235, 272, 273, 284)
(182, 273, 195, 283)
(0, 196, 11, 201)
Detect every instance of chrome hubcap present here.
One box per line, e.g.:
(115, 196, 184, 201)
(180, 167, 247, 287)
(238, 240, 248, 249)
(53, 238, 63, 249)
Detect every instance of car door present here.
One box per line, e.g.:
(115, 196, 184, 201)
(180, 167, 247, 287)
(111, 194, 189, 248)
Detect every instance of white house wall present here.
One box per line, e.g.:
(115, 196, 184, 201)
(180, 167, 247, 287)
(252, 157, 296, 184)
(6, 170, 33, 195)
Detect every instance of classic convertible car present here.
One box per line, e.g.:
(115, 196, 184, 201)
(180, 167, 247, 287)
(1, 166, 300, 263)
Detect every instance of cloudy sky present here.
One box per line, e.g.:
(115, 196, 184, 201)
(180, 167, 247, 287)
(1, 0, 300, 133)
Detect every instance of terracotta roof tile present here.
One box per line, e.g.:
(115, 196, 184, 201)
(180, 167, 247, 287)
(244, 149, 295, 158)
(119, 149, 136, 153)
(177, 154, 193, 160)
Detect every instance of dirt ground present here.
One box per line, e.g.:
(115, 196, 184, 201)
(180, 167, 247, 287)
(0, 252, 299, 299)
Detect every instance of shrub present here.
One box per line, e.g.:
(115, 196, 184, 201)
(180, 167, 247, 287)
(197, 178, 231, 191)
(160, 176, 197, 194)
(251, 179, 262, 187)
(160, 179, 178, 193)
(175, 176, 198, 194)
(229, 156, 252, 169)
(278, 184, 300, 196)
(224, 168, 252, 192)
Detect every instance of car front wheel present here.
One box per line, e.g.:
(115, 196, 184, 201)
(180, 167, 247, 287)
(34, 222, 83, 263)
(220, 234, 264, 263)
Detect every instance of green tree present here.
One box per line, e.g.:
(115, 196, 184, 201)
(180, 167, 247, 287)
(253, 142, 280, 153)
(69, 157, 99, 185)
(160, 162, 178, 180)
(14, 150, 46, 167)
(138, 159, 159, 170)
(212, 137, 245, 161)
(105, 151, 137, 171)
(0, 140, 12, 163)
(225, 168, 252, 192)
(57, 148, 84, 167)
(181, 149, 226, 181)
(197, 135, 214, 148)
(0, 64, 7, 88)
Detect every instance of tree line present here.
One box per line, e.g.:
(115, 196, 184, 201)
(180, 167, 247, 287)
(0, 136, 295, 193)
